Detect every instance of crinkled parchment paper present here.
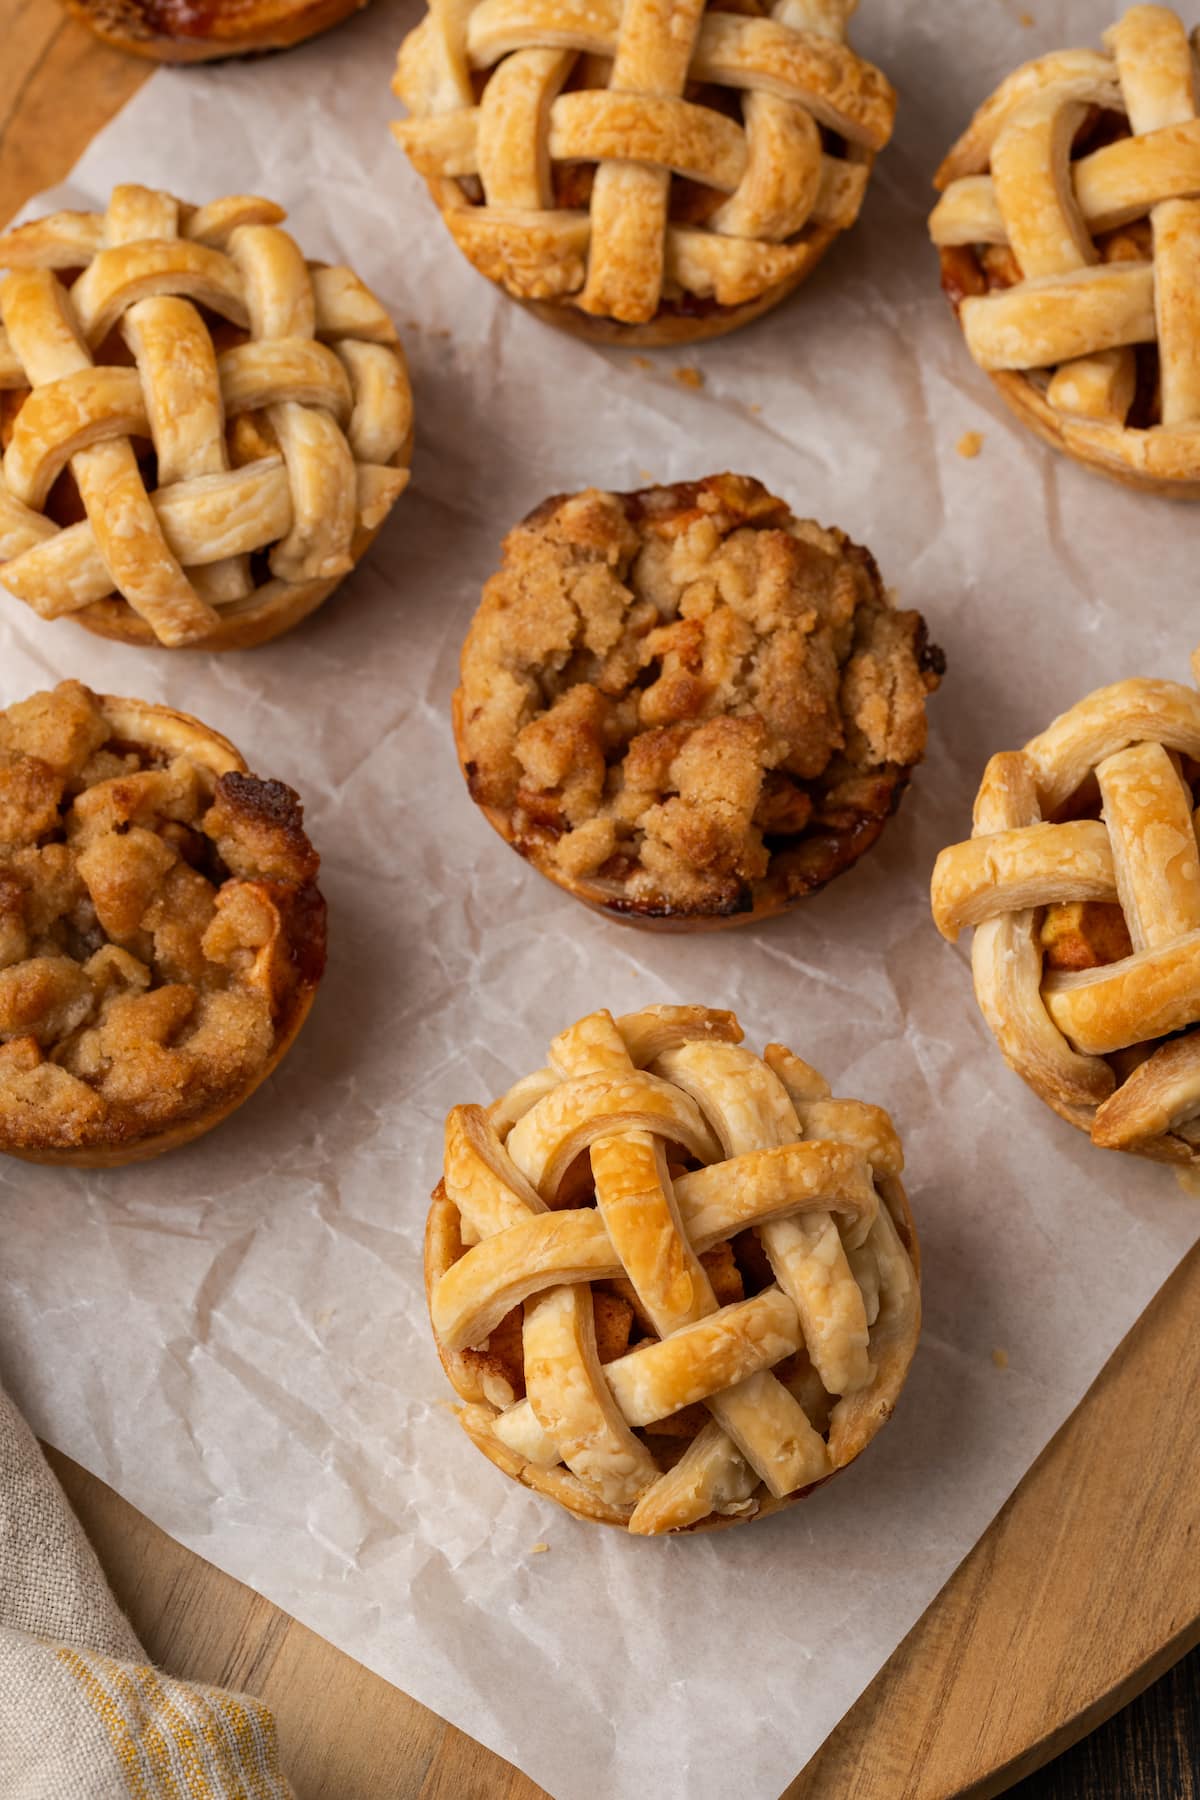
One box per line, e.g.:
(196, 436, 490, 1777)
(2, 4, 1199, 1796)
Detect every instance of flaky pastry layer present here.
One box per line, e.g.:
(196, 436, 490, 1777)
(930, 6, 1200, 495)
(391, 0, 894, 343)
(0, 184, 412, 649)
(426, 1004, 920, 1534)
(931, 670, 1200, 1165)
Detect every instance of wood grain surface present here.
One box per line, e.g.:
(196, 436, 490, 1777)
(1013, 1644, 1200, 1800)
(5, 6, 1200, 1794)
(44, 1238, 1200, 1800)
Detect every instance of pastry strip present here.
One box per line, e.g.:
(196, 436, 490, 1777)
(558, 1010, 830, 1515)
(931, 821, 1116, 939)
(523, 1283, 660, 1507)
(505, 1068, 723, 1195)
(579, 0, 706, 323)
(1096, 741, 1200, 951)
(656, 1042, 873, 1398)
(432, 1139, 877, 1349)
(1044, 927, 1200, 1054)
(1092, 1031, 1200, 1150)
(968, 753, 1114, 1113)
(1, 266, 216, 645)
(1024, 679, 1200, 812)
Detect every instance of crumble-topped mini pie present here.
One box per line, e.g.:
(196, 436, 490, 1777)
(427, 1004, 920, 1533)
(391, 0, 896, 345)
(931, 662, 1200, 1164)
(63, 0, 369, 62)
(930, 4, 1200, 496)
(0, 184, 412, 650)
(0, 681, 326, 1166)
(454, 474, 944, 928)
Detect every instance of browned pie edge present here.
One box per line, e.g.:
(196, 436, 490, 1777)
(2, 693, 326, 1167)
(935, 248, 1200, 501)
(70, 411, 413, 651)
(451, 478, 940, 933)
(62, 0, 371, 62)
(424, 1166, 919, 1533)
(419, 144, 875, 348)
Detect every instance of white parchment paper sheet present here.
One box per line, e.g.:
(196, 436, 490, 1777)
(3, 3, 1199, 1795)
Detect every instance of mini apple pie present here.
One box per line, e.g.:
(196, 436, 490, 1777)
(391, 0, 896, 345)
(0, 681, 326, 1166)
(0, 184, 412, 650)
(931, 662, 1200, 1164)
(63, 0, 369, 62)
(427, 1004, 920, 1533)
(930, 4, 1200, 495)
(454, 474, 943, 928)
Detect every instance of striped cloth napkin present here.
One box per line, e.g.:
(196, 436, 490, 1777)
(0, 1379, 294, 1799)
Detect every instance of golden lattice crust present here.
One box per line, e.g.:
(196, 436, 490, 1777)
(454, 473, 943, 929)
(391, 0, 896, 344)
(0, 185, 413, 649)
(0, 681, 326, 1166)
(931, 661, 1200, 1164)
(426, 1005, 920, 1534)
(930, 4, 1200, 496)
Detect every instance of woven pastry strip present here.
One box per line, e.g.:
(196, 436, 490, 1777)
(428, 1005, 919, 1534)
(393, 0, 895, 325)
(931, 5, 1200, 484)
(0, 185, 412, 645)
(932, 671, 1200, 1161)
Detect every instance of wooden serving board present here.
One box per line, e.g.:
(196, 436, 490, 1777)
(5, 11, 1200, 1793)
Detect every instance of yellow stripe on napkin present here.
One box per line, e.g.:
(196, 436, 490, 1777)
(55, 1645, 291, 1799)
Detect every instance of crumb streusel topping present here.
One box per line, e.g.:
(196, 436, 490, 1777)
(456, 474, 943, 919)
(0, 681, 325, 1153)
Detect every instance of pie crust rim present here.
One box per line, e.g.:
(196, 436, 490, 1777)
(451, 477, 940, 932)
(415, 141, 876, 351)
(63, 0, 371, 64)
(66, 485, 412, 652)
(935, 260, 1200, 500)
(1, 691, 325, 1169)
(422, 1000, 921, 1533)
(450, 684, 915, 932)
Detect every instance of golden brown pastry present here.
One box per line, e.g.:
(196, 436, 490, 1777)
(427, 1004, 920, 1533)
(931, 661, 1200, 1163)
(63, 0, 369, 63)
(930, 4, 1200, 496)
(0, 185, 412, 650)
(454, 474, 943, 929)
(391, 0, 896, 345)
(0, 681, 325, 1166)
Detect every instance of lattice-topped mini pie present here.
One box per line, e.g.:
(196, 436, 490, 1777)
(930, 4, 1200, 495)
(454, 474, 943, 928)
(932, 663, 1200, 1164)
(427, 1005, 920, 1533)
(392, 0, 896, 344)
(0, 184, 412, 650)
(0, 681, 325, 1166)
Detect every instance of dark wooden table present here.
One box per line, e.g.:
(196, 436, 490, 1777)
(1011, 1646, 1200, 1798)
